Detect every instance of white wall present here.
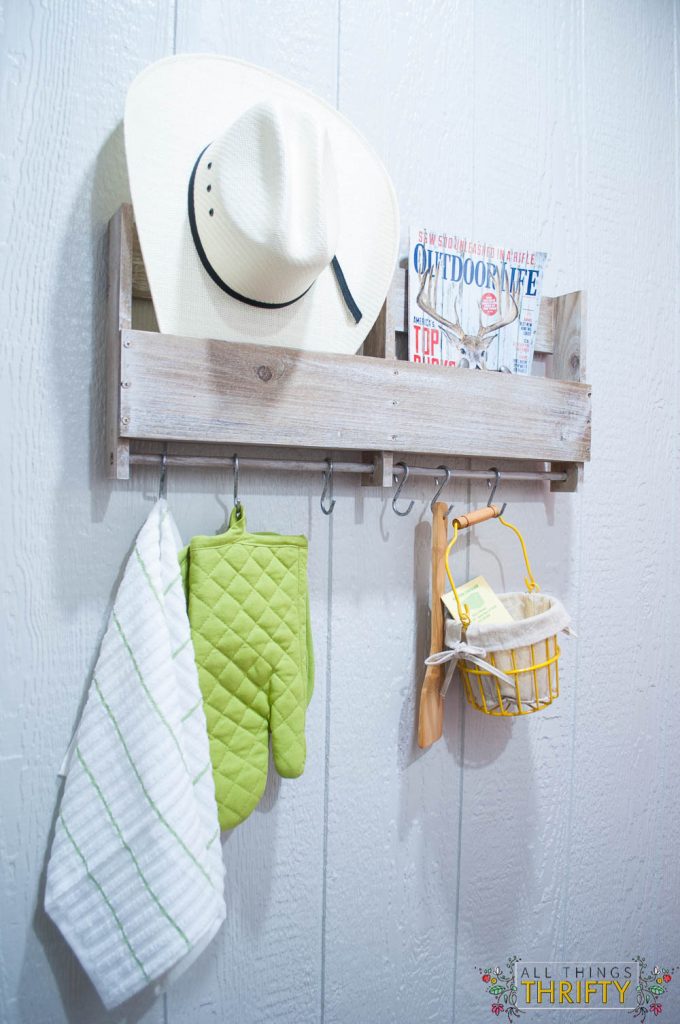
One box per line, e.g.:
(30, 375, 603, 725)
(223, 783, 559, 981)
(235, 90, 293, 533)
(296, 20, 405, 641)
(1, 2, 679, 1022)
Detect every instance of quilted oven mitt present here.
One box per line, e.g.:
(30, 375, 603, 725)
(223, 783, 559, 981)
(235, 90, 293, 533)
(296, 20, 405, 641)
(180, 506, 314, 831)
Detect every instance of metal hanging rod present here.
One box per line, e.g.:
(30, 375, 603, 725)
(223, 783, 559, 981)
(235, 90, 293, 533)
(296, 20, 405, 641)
(128, 452, 567, 485)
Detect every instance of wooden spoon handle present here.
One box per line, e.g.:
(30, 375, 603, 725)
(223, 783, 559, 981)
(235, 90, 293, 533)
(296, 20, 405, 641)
(417, 501, 449, 749)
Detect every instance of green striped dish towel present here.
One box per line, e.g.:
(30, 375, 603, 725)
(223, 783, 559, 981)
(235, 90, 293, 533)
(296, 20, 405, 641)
(45, 499, 225, 1009)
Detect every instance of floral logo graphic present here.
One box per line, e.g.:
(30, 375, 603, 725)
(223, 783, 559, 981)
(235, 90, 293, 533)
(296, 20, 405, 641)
(477, 956, 523, 1020)
(477, 956, 676, 1017)
(630, 957, 674, 1020)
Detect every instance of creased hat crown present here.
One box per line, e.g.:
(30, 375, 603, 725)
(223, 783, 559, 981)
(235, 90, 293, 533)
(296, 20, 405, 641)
(191, 101, 339, 305)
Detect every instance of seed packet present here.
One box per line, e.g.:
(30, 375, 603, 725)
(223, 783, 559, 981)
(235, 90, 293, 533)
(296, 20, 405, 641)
(441, 575, 514, 625)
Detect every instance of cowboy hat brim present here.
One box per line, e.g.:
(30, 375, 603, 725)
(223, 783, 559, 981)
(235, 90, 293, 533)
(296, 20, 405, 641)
(124, 54, 399, 354)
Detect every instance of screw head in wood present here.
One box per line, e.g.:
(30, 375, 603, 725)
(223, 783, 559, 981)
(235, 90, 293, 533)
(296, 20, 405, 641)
(257, 365, 273, 382)
(121, 416, 130, 425)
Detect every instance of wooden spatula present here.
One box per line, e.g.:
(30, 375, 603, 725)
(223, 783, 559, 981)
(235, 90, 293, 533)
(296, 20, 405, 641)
(417, 501, 449, 748)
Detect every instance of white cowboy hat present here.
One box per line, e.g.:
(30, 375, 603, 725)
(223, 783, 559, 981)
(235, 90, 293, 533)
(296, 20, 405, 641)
(124, 55, 399, 354)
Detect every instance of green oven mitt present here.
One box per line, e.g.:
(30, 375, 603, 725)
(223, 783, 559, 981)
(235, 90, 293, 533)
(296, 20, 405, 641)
(180, 506, 314, 831)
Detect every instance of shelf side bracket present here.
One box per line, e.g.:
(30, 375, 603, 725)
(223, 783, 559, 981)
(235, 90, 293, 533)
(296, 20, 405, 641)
(106, 206, 133, 479)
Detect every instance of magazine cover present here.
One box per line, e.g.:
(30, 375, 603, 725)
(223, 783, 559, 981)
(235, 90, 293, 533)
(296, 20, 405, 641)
(408, 228, 549, 373)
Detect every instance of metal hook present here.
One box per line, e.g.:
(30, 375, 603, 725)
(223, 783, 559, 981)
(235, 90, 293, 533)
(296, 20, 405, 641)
(487, 467, 507, 516)
(232, 453, 243, 518)
(431, 465, 454, 514)
(158, 446, 168, 501)
(392, 462, 415, 517)
(320, 458, 336, 516)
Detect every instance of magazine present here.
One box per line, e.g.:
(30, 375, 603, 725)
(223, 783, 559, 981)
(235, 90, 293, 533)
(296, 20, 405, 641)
(408, 227, 548, 373)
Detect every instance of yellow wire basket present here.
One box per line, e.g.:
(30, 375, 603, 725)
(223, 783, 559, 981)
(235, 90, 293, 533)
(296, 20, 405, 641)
(444, 505, 571, 717)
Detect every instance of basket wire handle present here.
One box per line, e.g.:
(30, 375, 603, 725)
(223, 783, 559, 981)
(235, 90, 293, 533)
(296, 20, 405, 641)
(444, 522, 471, 627)
(497, 515, 539, 593)
(444, 513, 540, 630)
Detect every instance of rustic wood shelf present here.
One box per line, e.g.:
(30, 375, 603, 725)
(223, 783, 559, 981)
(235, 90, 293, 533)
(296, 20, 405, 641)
(107, 205, 591, 490)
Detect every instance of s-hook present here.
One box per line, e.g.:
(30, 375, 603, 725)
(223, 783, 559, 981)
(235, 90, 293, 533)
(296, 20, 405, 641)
(158, 446, 168, 501)
(320, 458, 336, 516)
(392, 462, 415, 517)
(431, 465, 454, 515)
(487, 467, 507, 516)
(232, 453, 243, 519)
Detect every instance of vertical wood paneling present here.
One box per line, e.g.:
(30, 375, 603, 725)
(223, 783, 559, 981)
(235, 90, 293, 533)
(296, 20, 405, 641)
(656, 0, 680, 976)
(451, 3, 586, 1019)
(323, 5, 474, 1021)
(0, 2, 173, 1022)
(323, 485, 464, 1024)
(337, 0, 476, 250)
(174, 0, 339, 104)
(562, 0, 680, 972)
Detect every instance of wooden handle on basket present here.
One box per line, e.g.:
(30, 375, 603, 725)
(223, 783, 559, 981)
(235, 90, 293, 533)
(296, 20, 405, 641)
(418, 501, 449, 749)
(452, 504, 502, 530)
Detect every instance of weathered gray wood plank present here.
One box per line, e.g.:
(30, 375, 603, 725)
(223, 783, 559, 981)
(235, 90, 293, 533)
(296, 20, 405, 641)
(552, 289, 586, 381)
(119, 328, 591, 463)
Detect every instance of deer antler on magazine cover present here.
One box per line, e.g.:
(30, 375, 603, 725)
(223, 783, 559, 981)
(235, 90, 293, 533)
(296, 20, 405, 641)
(416, 261, 521, 371)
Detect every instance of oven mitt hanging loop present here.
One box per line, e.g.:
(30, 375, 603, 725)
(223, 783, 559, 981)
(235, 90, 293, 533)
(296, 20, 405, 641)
(180, 505, 314, 831)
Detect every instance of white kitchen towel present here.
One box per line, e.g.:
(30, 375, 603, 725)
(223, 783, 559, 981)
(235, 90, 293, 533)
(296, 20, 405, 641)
(45, 500, 226, 1010)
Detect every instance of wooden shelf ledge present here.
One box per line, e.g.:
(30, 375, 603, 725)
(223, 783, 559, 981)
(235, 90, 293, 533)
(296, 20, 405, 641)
(119, 328, 590, 463)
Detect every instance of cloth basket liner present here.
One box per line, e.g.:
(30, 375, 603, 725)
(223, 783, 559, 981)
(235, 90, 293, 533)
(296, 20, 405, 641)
(446, 591, 570, 651)
(445, 592, 570, 712)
